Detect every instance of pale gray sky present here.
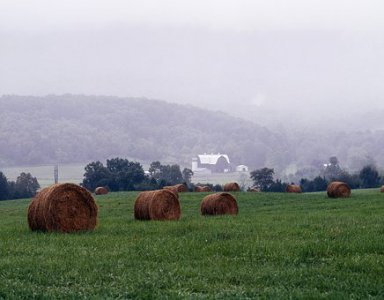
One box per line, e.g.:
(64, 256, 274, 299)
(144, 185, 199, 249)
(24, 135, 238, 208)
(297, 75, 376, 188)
(1, 0, 384, 125)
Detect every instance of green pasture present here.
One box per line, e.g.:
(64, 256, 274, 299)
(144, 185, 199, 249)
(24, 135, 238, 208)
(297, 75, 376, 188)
(0, 190, 384, 299)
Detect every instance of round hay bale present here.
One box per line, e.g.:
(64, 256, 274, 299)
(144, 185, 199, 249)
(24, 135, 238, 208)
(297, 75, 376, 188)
(327, 181, 351, 198)
(162, 186, 179, 198)
(248, 187, 260, 192)
(380, 186, 384, 193)
(223, 182, 240, 192)
(286, 184, 302, 193)
(134, 189, 181, 221)
(27, 183, 98, 233)
(95, 186, 109, 195)
(195, 186, 212, 192)
(201, 192, 238, 216)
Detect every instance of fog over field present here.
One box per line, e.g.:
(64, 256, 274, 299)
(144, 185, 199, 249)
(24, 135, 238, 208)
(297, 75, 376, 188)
(1, 1, 384, 174)
(2, 1, 384, 128)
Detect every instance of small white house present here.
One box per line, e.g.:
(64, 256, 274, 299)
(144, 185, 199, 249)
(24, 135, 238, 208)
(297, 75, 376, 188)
(236, 165, 249, 172)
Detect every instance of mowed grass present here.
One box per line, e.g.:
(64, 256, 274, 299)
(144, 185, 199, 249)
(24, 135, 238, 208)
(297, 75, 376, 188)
(1, 190, 384, 299)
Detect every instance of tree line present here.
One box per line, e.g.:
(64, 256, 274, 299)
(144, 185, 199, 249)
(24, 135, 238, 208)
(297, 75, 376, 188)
(0, 172, 40, 200)
(81, 158, 195, 192)
(250, 157, 382, 192)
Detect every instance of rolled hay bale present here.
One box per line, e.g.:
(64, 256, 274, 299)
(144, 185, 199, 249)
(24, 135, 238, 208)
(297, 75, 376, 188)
(195, 186, 212, 192)
(286, 184, 302, 193)
(163, 184, 188, 192)
(162, 186, 179, 198)
(134, 189, 181, 221)
(95, 186, 108, 195)
(248, 187, 260, 192)
(201, 192, 238, 216)
(27, 183, 98, 233)
(327, 181, 351, 198)
(380, 186, 384, 193)
(223, 182, 240, 192)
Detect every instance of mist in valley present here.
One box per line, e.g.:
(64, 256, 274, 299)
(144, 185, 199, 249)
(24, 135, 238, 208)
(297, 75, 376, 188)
(1, 0, 384, 181)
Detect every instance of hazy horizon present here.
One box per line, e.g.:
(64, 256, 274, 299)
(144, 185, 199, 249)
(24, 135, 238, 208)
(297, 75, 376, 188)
(1, 0, 384, 128)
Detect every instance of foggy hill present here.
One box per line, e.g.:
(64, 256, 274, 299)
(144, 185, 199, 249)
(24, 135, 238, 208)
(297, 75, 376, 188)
(1, 95, 384, 180)
(0, 95, 279, 169)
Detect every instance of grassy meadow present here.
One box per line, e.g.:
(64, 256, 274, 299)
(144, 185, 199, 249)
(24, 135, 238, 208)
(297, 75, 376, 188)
(1, 190, 384, 299)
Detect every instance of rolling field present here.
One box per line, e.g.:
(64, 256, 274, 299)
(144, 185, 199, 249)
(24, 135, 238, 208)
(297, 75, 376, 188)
(1, 190, 384, 299)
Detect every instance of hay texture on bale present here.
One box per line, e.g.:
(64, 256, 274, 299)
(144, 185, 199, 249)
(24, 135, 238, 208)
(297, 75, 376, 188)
(134, 189, 181, 221)
(27, 183, 98, 233)
(95, 186, 109, 195)
(286, 184, 302, 193)
(380, 186, 384, 193)
(195, 185, 212, 192)
(223, 182, 240, 192)
(201, 192, 238, 216)
(327, 181, 351, 198)
(163, 183, 188, 193)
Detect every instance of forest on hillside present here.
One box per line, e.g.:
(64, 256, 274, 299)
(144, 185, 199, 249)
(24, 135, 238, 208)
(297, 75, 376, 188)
(1, 95, 383, 180)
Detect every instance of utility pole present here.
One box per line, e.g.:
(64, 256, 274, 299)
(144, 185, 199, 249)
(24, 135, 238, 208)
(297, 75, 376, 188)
(54, 164, 58, 184)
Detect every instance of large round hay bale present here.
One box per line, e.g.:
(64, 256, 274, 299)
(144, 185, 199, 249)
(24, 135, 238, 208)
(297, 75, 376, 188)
(134, 189, 181, 221)
(380, 186, 384, 193)
(248, 187, 260, 192)
(327, 181, 351, 198)
(95, 186, 108, 195)
(162, 186, 179, 198)
(195, 185, 212, 192)
(201, 192, 238, 216)
(163, 184, 188, 193)
(27, 183, 98, 233)
(286, 184, 302, 193)
(223, 182, 240, 192)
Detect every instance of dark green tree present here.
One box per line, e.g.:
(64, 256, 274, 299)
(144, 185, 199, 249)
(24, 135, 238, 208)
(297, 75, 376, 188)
(182, 168, 194, 185)
(0, 171, 9, 200)
(106, 158, 145, 191)
(250, 168, 275, 191)
(359, 165, 380, 188)
(82, 161, 111, 191)
(12, 172, 40, 199)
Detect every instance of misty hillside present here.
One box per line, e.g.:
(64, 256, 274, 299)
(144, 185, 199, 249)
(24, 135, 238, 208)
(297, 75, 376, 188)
(1, 95, 384, 180)
(0, 95, 280, 169)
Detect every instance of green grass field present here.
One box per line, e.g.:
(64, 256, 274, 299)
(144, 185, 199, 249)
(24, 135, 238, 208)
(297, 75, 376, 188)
(1, 190, 384, 299)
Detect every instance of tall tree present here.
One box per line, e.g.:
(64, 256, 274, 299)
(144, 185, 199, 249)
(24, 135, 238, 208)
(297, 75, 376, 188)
(250, 168, 275, 191)
(359, 165, 380, 188)
(0, 171, 9, 200)
(13, 172, 40, 199)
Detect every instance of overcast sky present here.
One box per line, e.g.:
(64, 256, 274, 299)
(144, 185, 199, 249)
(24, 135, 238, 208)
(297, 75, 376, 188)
(1, 0, 384, 123)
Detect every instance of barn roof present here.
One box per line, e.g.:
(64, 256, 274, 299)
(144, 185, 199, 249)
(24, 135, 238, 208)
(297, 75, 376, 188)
(198, 154, 230, 165)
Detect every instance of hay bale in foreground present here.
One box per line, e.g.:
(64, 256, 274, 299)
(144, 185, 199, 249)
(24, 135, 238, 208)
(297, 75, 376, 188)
(380, 186, 384, 193)
(286, 184, 302, 193)
(134, 189, 181, 221)
(327, 181, 351, 198)
(27, 183, 98, 233)
(195, 186, 212, 192)
(201, 192, 238, 216)
(223, 182, 240, 192)
(95, 186, 109, 195)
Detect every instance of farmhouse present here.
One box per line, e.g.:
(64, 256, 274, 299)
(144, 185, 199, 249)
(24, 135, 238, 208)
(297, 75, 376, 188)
(192, 153, 231, 173)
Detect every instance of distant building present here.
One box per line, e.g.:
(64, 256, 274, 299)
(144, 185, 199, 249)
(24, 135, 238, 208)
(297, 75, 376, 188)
(236, 165, 249, 172)
(192, 153, 231, 173)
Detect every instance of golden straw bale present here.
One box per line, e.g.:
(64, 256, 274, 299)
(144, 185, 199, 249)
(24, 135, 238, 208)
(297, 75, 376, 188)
(195, 186, 212, 192)
(223, 182, 240, 192)
(286, 184, 302, 193)
(95, 186, 109, 195)
(27, 183, 98, 233)
(200, 192, 238, 216)
(327, 181, 351, 198)
(134, 189, 181, 221)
